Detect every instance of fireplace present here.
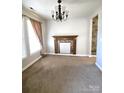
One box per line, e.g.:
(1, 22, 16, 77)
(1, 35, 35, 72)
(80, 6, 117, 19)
(53, 35, 78, 54)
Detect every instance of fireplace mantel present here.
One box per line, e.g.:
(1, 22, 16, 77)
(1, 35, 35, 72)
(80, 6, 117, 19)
(53, 35, 78, 54)
(53, 35, 78, 38)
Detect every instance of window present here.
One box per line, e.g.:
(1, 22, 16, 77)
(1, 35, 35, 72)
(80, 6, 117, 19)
(27, 19, 41, 54)
(22, 16, 41, 58)
(22, 25, 27, 58)
(22, 17, 27, 58)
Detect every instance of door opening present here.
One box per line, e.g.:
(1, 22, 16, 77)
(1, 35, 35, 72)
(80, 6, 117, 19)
(91, 15, 98, 55)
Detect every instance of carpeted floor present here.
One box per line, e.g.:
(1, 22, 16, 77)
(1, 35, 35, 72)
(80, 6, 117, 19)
(22, 55, 102, 93)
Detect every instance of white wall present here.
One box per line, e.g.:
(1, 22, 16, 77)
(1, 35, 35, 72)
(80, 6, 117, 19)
(22, 7, 47, 71)
(46, 18, 90, 55)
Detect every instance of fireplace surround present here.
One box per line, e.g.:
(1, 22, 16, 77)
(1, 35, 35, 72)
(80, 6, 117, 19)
(53, 35, 78, 54)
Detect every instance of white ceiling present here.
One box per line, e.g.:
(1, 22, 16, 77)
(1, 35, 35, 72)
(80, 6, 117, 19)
(22, 0, 102, 20)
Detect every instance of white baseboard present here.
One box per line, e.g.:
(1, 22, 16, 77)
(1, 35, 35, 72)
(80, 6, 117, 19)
(95, 63, 102, 71)
(47, 53, 91, 57)
(89, 55, 96, 57)
(22, 56, 42, 72)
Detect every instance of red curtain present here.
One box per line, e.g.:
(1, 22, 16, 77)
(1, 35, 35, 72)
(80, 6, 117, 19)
(30, 18, 43, 51)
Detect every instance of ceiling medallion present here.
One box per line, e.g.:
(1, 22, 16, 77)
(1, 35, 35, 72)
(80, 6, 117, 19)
(51, 0, 69, 22)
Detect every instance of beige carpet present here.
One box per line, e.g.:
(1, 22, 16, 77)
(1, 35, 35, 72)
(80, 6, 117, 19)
(23, 55, 102, 93)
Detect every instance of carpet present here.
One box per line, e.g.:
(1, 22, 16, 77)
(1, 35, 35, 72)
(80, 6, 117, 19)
(22, 55, 102, 93)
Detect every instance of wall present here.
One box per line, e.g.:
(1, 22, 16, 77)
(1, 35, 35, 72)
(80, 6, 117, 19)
(22, 6, 47, 71)
(46, 18, 90, 55)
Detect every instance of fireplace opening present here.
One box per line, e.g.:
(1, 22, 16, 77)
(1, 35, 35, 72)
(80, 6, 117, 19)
(60, 43, 71, 54)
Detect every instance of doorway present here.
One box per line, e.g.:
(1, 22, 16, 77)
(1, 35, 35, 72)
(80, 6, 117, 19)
(91, 15, 98, 55)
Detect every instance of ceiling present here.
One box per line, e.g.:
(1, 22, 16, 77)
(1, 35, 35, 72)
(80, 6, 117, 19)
(22, 0, 102, 20)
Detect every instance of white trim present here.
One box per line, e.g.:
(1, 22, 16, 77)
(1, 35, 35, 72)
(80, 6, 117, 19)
(89, 55, 96, 57)
(95, 62, 102, 71)
(22, 56, 42, 72)
(47, 53, 93, 57)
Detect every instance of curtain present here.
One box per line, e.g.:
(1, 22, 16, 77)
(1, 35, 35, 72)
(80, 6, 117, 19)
(30, 18, 43, 53)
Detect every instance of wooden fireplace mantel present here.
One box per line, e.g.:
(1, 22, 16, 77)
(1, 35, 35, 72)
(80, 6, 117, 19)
(53, 35, 78, 54)
(53, 35, 78, 39)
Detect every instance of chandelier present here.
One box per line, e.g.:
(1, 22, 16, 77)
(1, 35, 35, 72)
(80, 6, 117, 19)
(51, 0, 69, 22)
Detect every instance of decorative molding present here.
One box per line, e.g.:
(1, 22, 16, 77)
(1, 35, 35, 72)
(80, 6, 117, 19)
(22, 56, 42, 72)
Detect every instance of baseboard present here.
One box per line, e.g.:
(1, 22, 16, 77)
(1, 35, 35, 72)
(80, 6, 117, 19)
(47, 53, 91, 57)
(95, 63, 102, 71)
(22, 56, 42, 72)
(89, 55, 96, 57)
